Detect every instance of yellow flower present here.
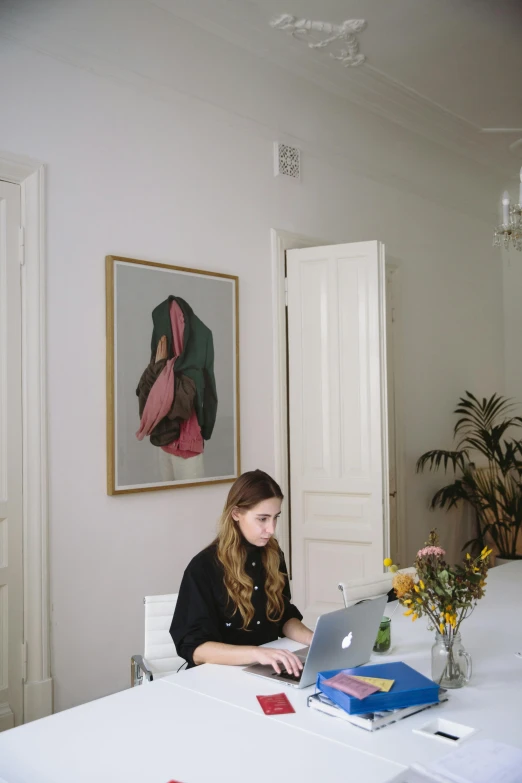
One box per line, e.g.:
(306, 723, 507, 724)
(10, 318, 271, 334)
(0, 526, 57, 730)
(412, 613, 418, 622)
(419, 580, 425, 591)
(450, 615, 457, 628)
(404, 608, 413, 616)
(439, 622, 445, 634)
(383, 558, 393, 567)
(445, 612, 451, 623)
(480, 547, 492, 560)
(414, 584, 420, 593)
(392, 573, 415, 598)
(416, 597, 423, 604)
(466, 553, 471, 560)
(403, 599, 412, 604)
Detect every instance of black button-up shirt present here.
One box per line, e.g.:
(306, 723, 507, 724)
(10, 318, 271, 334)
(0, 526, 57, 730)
(170, 542, 303, 667)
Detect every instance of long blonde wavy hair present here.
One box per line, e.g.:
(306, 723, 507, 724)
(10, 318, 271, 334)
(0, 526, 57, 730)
(215, 470, 286, 630)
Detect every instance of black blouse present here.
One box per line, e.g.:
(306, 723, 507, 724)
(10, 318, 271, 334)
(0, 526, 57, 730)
(170, 542, 303, 667)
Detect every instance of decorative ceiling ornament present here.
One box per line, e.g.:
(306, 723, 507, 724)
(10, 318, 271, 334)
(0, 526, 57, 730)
(270, 14, 367, 67)
(493, 168, 522, 252)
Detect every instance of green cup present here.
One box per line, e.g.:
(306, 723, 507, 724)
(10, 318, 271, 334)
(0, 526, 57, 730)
(373, 616, 391, 653)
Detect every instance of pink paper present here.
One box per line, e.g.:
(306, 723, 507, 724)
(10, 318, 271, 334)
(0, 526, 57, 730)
(322, 672, 380, 699)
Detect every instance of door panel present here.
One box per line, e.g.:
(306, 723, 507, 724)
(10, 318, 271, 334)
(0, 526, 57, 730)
(287, 241, 388, 621)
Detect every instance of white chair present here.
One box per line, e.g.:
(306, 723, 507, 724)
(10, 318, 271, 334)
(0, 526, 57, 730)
(131, 593, 186, 686)
(338, 568, 415, 607)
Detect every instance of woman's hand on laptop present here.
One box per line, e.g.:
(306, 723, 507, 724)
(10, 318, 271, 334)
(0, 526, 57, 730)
(252, 647, 303, 677)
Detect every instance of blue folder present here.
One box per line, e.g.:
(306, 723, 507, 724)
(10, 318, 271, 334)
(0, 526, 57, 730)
(316, 661, 439, 715)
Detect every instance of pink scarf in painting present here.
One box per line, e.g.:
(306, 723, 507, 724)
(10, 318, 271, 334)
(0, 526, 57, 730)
(136, 300, 203, 458)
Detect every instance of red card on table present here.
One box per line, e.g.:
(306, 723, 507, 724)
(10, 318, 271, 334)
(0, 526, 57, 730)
(256, 692, 295, 715)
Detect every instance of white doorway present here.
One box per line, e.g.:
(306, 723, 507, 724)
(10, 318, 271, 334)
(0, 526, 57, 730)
(0, 180, 24, 728)
(271, 230, 401, 624)
(0, 154, 52, 726)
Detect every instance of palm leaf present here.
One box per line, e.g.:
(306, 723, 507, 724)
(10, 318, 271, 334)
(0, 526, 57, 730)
(419, 391, 522, 557)
(430, 480, 470, 510)
(461, 536, 481, 552)
(416, 449, 468, 474)
(453, 392, 520, 438)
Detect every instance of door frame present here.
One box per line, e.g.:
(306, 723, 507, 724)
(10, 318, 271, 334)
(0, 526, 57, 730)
(271, 229, 327, 566)
(385, 263, 407, 565)
(0, 152, 52, 722)
(271, 229, 407, 573)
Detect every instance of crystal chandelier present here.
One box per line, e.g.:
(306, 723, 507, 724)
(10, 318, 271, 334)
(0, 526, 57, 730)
(493, 168, 522, 251)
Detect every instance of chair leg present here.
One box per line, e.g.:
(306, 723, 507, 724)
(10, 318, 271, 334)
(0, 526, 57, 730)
(130, 657, 143, 687)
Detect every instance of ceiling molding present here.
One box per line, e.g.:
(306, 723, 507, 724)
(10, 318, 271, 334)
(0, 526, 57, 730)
(269, 15, 367, 67)
(328, 65, 499, 160)
(0, 24, 499, 224)
(144, 1, 516, 177)
(0, 3, 515, 183)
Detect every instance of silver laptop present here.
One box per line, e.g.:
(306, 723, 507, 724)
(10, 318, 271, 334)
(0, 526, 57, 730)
(244, 593, 387, 689)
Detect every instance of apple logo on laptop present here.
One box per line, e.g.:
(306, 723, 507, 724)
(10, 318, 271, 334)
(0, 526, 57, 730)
(342, 631, 353, 649)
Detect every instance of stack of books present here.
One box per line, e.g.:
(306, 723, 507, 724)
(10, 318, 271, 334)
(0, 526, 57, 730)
(309, 661, 447, 732)
(308, 690, 448, 732)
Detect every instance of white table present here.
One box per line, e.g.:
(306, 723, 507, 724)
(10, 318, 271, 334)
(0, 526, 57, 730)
(160, 562, 522, 770)
(0, 562, 520, 782)
(0, 675, 404, 782)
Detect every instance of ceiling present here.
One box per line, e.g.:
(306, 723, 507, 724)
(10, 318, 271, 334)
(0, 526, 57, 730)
(150, 0, 522, 173)
(2, 0, 521, 176)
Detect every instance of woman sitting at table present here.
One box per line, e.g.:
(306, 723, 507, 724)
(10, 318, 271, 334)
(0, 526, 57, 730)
(170, 470, 314, 676)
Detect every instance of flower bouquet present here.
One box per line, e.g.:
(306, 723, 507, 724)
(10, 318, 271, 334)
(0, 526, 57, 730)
(386, 532, 492, 688)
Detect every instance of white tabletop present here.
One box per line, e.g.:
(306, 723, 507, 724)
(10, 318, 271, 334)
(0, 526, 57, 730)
(0, 677, 404, 783)
(161, 562, 522, 769)
(0, 562, 519, 783)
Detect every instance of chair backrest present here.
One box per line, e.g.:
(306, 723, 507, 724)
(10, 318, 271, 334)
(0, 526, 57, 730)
(339, 568, 415, 607)
(143, 593, 180, 675)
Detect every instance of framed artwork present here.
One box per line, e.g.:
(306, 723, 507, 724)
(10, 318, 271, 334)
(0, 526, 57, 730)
(106, 255, 240, 494)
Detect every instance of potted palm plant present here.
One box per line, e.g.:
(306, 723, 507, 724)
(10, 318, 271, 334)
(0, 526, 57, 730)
(417, 392, 522, 563)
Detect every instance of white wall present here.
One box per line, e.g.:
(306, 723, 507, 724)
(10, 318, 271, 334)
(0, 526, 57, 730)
(503, 246, 522, 403)
(0, 6, 506, 711)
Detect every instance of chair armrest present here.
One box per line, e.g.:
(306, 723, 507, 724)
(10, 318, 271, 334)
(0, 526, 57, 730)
(131, 654, 154, 686)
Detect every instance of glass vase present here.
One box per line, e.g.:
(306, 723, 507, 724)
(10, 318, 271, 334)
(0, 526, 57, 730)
(431, 631, 472, 689)
(373, 616, 391, 654)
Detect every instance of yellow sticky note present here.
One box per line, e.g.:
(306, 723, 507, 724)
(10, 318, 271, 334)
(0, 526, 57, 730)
(351, 676, 395, 692)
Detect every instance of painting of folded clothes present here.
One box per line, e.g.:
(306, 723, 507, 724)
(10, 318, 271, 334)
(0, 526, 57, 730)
(106, 255, 239, 494)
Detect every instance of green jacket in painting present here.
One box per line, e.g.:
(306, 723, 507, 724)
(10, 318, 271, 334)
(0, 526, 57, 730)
(150, 296, 218, 441)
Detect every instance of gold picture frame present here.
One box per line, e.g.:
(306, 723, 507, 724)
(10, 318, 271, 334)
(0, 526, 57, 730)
(106, 255, 240, 495)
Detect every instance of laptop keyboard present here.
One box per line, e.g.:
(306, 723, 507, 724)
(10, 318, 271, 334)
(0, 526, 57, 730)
(272, 670, 302, 683)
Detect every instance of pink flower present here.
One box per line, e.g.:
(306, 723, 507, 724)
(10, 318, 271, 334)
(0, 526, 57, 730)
(417, 545, 446, 558)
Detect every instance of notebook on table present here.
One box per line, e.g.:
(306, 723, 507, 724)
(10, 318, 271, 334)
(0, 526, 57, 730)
(317, 661, 440, 714)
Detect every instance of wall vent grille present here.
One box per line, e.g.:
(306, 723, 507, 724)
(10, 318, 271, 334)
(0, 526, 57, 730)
(274, 142, 300, 179)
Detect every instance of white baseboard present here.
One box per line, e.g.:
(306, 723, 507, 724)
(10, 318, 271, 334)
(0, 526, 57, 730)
(24, 678, 53, 723)
(0, 702, 14, 732)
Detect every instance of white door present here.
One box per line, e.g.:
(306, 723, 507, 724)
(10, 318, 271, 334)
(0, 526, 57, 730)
(0, 180, 24, 729)
(286, 241, 388, 621)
